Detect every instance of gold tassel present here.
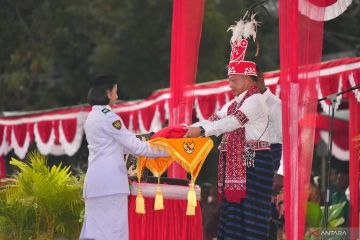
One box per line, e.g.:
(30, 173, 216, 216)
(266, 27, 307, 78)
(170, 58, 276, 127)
(136, 189, 146, 214)
(154, 186, 164, 210)
(186, 182, 197, 216)
(186, 205, 196, 216)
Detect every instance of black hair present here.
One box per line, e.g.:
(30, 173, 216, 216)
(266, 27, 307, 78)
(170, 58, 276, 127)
(87, 83, 116, 106)
(249, 74, 258, 82)
(256, 64, 261, 72)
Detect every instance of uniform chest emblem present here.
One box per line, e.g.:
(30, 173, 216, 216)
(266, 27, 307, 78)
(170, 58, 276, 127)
(102, 108, 110, 114)
(183, 141, 195, 154)
(112, 120, 122, 130)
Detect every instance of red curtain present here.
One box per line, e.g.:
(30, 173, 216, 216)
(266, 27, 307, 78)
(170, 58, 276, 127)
(279, 1, 325, 239)
(349, 94, 360, 239)
(128, 195, 203, 240)
(168, 0, 205, 178)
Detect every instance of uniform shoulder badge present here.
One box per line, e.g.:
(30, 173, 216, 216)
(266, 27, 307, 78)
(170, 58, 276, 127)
(112, 120, 122, 130)
(102, 108, 110, 114)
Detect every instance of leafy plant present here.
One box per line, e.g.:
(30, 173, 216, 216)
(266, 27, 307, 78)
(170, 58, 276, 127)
(0, 151, 84, 239)
(305, 201, 346, 240)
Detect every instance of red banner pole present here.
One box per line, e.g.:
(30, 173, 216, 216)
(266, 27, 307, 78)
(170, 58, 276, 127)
(168, 0, 205, 178)
(0, 156, 6, 179)
(349, 94, 360, 239)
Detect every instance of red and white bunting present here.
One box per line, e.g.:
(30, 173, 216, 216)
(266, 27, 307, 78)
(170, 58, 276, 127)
(0, 57, 359, 159)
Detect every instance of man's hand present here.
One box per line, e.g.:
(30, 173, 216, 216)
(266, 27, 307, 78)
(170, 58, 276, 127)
(273, 173, 284, 194)
(183, 127, 201, 138)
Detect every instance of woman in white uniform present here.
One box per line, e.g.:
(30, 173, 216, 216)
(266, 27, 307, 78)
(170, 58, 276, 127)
(80, 75, 168, 240)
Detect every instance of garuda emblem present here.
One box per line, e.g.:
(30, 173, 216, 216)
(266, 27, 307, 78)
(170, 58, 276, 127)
(183, 141, 195, 154)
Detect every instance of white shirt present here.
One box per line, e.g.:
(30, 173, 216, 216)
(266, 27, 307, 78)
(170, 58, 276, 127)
(83, 105, 168, 198)
(192, 90, 270, 143)
(263, 88, 284, 175)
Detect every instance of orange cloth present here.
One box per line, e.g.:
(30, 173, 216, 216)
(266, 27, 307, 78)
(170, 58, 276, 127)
(138, 137, 213, 181)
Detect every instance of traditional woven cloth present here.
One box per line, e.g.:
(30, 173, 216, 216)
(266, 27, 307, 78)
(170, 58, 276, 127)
(218, 150, 274, 240)
(271, 143, 282, 172)
(217, 86, 260, 203)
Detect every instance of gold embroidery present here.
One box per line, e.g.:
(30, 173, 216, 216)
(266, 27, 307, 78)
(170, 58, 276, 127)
(183, 141, 195, 154)
(112, 120, 122, 130)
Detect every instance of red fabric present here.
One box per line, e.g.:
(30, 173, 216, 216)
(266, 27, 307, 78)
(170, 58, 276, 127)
(217, 86, 260, 203)
(309, 0, 337, 7)
(140, 105, 157, 132)
(150, 125, 187, 139)
(349, 94, 360, 238)
(304, 115, 349, 149)
(0, 58, 359, 160)
(132, 112, 139, 133)
(0, 156, 5, 179)
(128, 195, 203, 240)
(13, 124, 28, 147)
(54, 120, 60, 144)
(196, 95, 218, 120)
(61, 119, 77, 142)
(119, 111, 131, 129)
(0, 125, 4, 147)
(318, 75, 342, 105)
(279, 0, 325, 239)
(228, 39, 257, 76)
(28, 123, 34, 143)
(168, 0, 205, 178)
(37, 121, 53, 143)
(169, 0, 204, 126)
(5, 126, 11, 146)
(158, 101, 167, 125)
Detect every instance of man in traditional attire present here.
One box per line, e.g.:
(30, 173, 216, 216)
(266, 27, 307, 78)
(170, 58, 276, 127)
(185, 10, 275, 240)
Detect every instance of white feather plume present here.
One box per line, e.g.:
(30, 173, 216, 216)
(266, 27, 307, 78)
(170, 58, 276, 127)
(227, 12, 259, 43)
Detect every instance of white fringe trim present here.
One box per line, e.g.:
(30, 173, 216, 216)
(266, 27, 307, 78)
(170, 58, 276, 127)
(49, 145, 66, 156)
(137, 111, 146, 133)
(320, 131, 349, 161)
(34, 122, 56, 155)
(0, 127, 11, 156)
(164, 100, 170, 121)
(11, 127, 31, 159)
(0, 127, 7, 156)
(149, 106, 162, 132)
(128, 115, 134, 132)
(275, 84, 281, 98)
(194, 98, 205, 121)
(348, 72, 360, 102)
(58, 113, 86, 156)
(299, 0, 353, 21)
(317, 76, 343, 114)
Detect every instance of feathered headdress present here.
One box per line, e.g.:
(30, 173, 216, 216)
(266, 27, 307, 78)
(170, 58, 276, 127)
(227, 1, 268, 76)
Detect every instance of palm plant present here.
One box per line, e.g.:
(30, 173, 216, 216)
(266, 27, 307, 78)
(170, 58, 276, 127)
(304, 201, 346, 240)
(0, 151, 84, 239)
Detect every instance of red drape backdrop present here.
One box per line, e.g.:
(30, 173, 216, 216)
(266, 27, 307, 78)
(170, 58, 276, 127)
(168, 0, 205, 178)
(0, 156, 5, 179)
(128, 195, 202, 240)
(279, 0, 325, 239)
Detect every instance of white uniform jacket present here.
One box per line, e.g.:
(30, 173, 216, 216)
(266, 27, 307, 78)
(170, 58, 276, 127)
(83, 105, 168, 199)
(263, 88, 284, 175)
(192, 90, 270, 143)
